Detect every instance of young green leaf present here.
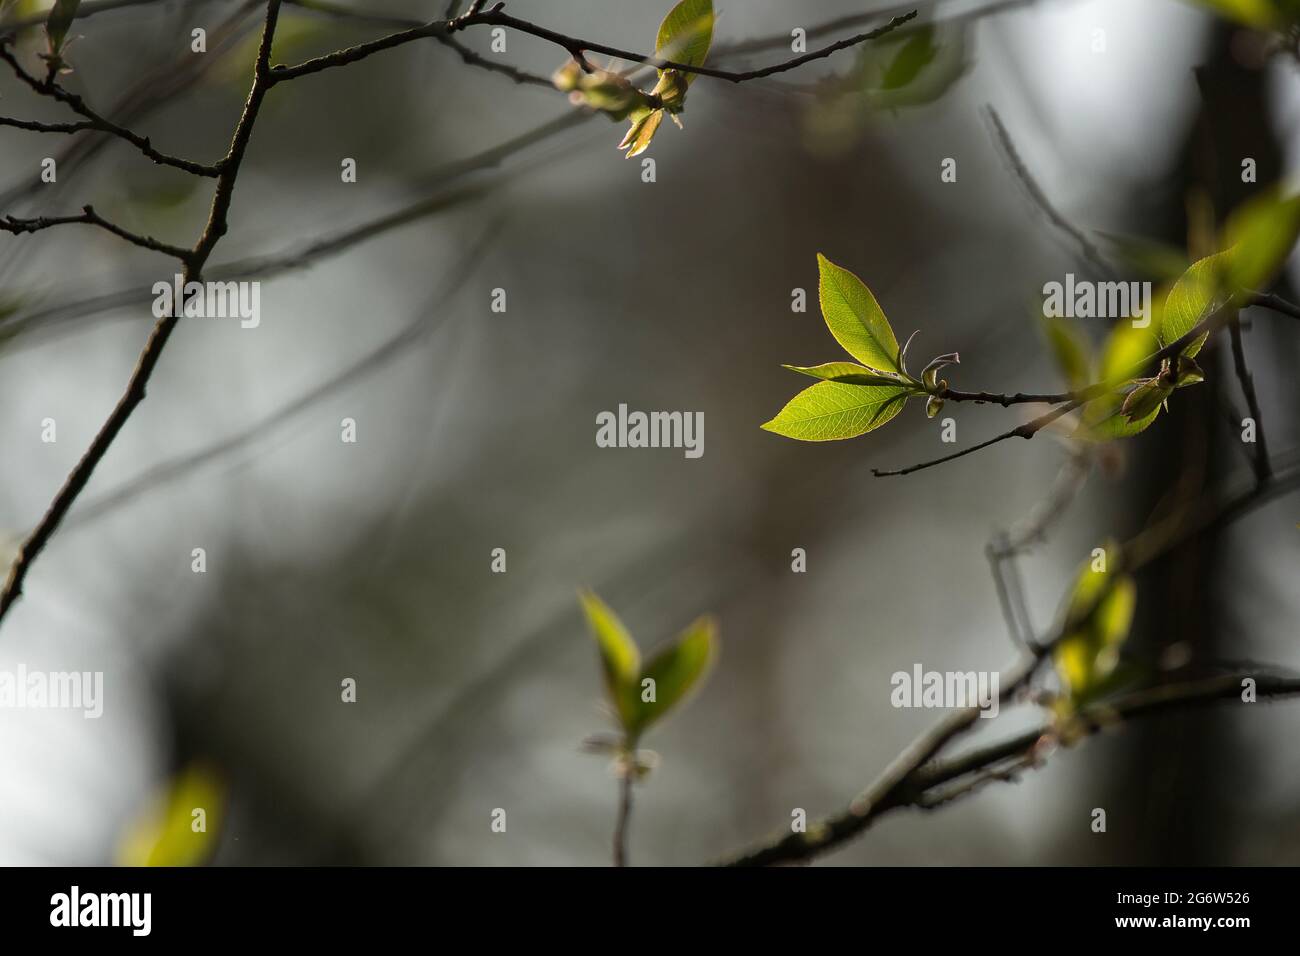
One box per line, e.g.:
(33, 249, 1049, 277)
(579, 590, 642, 729)
(620, 108, 665, 158)
(782, 362, 912, 387)
(1040, 315, 1091, 390)
(628, 615, 717, 736)
(655, 0, 714, 84)
(45, 0, 80, 55)
(816, 253, 901, 373)
(881, 26, 940, 90)
(1222, 189, 1300, 292)
(761, 381, 908, 441)
(1161, 252, 1229, 358)
(1054, 557, 1137, 707)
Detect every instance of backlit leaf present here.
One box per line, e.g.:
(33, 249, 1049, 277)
(761, 381, 908, 441)
(655, 0, 714, 83)
(817, 253, 901, 373)
(579, 589, 641, 728)
(630, 615, 717, 736)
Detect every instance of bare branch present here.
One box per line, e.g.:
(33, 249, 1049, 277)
(0, 0, 286, 627)
(1227, 311, 1271, 484)
(0, 38, 222, 176)
(0, 203, 190, 260)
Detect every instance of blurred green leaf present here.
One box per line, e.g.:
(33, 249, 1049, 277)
(1041, 315, 1091, 390)
(762, 381, 908, 441)
(118, 762, 224, 867)
(1222, 188, 1300, 292)
(45, 0, 79, 55)
(817, 253, 901, 373)
(881, 26, 940, 90)
(579, 590, 641, 729)
(630, 615, 717, 735)
(1054, 554, 1137, 707)
(1187, 0, 1287, 28)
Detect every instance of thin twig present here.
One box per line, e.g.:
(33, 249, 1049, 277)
(0, 204, 190, 260)
(0, 39, 222, 176)
(269, 5, 918, 84)
(0, 1, 286, 626)
(721, 463, 1300, 865)
(613, 771, 633, 867)
(1227, 311, 1271, 484)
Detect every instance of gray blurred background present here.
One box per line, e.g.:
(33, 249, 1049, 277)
(0, 0, 1298, 865)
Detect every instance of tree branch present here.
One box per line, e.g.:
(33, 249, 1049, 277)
(722, 463, 1300, 865)
(0, 204, 190, 260)
(1226, 311, 1271, 484)
(269, 4, 918, 84)
(0, 39, 222, 177)
(0, 0, 286, 627)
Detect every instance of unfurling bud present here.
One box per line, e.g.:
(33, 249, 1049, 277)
(926, 394, 945, 419)
(922, 352, 960, 392)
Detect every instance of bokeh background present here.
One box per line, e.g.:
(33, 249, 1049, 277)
(0, 0, 1298, 865)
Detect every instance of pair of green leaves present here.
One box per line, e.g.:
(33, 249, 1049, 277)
(1053, 547, 1137, 713)
(579, 590, 717, 746)
(763, 254, 947, 441)
(552, 0, 714, 158)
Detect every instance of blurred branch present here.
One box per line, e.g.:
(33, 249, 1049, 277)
(984, 104, 1113, 276)
(724, 460, 1300, 864)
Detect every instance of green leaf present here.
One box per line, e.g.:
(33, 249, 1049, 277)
(629, 615, 717, 735)
(117, 762, 224, 867)
(1075, 396, 1161, 441)
(1222, 189, 1300, 292)
(1098, 317, 1160, 385)
(45, 0, 80, 54)
(782, 362, 912, 387)
(656, 0, 714, 83)
(579, 590, 642, 729)
(762, 381, 908, 441)
(816, 253, 901, 373)
(1162, 252, 1229, 358)
(1054, 556, 1137, 706)
(620, 108, 664, 158)
(1040, 315, 1091, 390)
(881, 26, 939, 90)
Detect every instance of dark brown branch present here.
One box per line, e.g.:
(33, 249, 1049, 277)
(723, 463, 1300, 865)
(0, 115, 97, 134)
(0, 1, 286, 627)
(613, 772, 633, 867)
(269, 3, 918, 85)
(0, 204, 190, 260)
(1248, 290, 1300, 321)
(1226, 311, 1271, 484)
(0, 39, 221, 177)
(873, 297, 1241, 478)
